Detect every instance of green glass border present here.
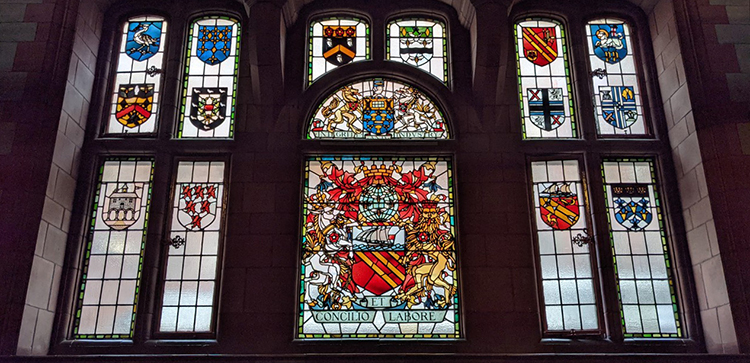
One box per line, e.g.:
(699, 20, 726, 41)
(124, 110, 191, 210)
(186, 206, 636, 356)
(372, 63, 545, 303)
(72, 156, 155, 340)
(601, 157, 683, 338)
(514, 18, 577, 140)
(177, 16, 241, 139)
(297, 155, 460, 340)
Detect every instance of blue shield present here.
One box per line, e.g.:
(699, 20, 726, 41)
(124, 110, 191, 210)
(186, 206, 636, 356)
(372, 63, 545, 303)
(197, 25, 233, 65)
(612, 184, 653, 231)
(125, 22, 163, 62)
(600, 86, 638, 129)
(590, 24, 628, 64)
(362, 97, 395, 135)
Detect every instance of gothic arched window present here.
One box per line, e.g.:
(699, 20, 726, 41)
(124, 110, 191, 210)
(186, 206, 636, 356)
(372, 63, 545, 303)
(386, 17, 449, 84)
(307, 16, 370, 85)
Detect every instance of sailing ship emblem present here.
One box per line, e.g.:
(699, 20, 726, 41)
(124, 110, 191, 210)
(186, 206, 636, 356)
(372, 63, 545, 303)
(538, 182, 580, 230)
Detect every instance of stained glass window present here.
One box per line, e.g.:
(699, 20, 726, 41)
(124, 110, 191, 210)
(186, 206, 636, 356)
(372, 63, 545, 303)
(530, 160, 599, 332)
(177, 16, 241, 139)
(299, 156, 460, 339)
(307, 78, 449, 140)
(602, 158, 681, 337)
(587, 19, 646, 136)
(73, 158, 154, 339)
(106, 16, 167, 135)
(308, 17, 369, 85)
(386, 18, 448, 84)
(514, 18, 576, 139)
(158, 161, 226, 333)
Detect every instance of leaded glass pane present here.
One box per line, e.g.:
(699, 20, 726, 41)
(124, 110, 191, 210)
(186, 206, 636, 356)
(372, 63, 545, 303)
(299, 156, 460, 339)
(308, 17, 369, 85)
(386, 18, 448, 84)
(158, 161, 226, 333)
(530, 160, 599, 332)
(587, 19, 647, 136)
(106, 16, 167, 135)
(514, 19, 576, 139)
(307, 78, 449, 140)
(74, 158, 154, 339)
(602, 158, 681, 337)
(177, 17, 241, 138)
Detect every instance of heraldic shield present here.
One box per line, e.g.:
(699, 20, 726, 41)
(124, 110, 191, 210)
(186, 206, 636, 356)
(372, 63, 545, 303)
(528, 88, 565, 131)
(102, 183, 144, 231)
(323, 25, 357, 66)
(126, 21, 162, 62)
(352, 227, 409, 296)
(591, 24, 628, 64)
(612, 183, 653, 231)
(600, 86, 638, 129)
(197, 25, 233, 65)
(538, 182, 580, 230)
(399, 26, 434, 67)
(178, 183, 219, 230)
(190, 87, 227, 131)
(116, 84, 154, 128)
(362, 81, 395, 135)
(521, 27, 558, 67)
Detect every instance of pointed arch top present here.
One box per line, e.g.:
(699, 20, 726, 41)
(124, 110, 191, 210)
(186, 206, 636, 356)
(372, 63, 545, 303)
(306, 78, 450, 140)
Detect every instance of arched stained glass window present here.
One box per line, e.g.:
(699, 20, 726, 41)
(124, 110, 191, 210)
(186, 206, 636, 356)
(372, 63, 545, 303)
(307, 78, 449, 140)
(298, 156, 460, 339)
(514, 18, 576, 139)
(586, 19, 646, 135)
(386, 18, 448, 84)
(308, 17, 369, 85)
(177, 16, 241, 139)
(106, 16, 167, 135)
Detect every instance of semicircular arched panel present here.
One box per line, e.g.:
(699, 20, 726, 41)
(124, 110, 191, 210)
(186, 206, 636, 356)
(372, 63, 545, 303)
(307, 78, 450, 140)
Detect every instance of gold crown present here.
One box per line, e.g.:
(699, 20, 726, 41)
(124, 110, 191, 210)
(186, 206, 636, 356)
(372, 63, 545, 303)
(362, 164, 394, 178)
(421, 200, 439, 213)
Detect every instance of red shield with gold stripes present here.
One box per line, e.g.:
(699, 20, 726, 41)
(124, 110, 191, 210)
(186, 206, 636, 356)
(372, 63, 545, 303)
(521, 27, 558, 67)
(352, 251, 406, 296)
(539, 182, 580, 230)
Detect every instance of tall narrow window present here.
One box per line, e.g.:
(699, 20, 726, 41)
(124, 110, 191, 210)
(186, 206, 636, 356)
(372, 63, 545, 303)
(74, 158, 154, 339)
(308, 17, 369, 85)
(106, 16, 167, 135)
(298, 156, 460, 339)
(177, 16, 241, 139)
(158, 161, 227, 333)
(586, 19, 646, 136)
(307, 78, 449, 140)
(530, 160, 599, 333)
(386, 18, 448, 84)
(602, 158, 681, 337)
(514, 18, 576, 139)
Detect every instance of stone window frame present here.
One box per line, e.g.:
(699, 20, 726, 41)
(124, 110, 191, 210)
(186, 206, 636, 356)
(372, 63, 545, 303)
(511, 2, 703, 349)
(51, 3, 246, 353)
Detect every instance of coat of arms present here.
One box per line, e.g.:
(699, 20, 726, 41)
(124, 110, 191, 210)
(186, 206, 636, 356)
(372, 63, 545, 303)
(600, 86, 638, 129)
(178, 184, 219, 230)
(362, 80, 395, 135)
(197, 25, 233, 65)
(528, 88, 565, 131)
(612, 183, 652, 231)
(591, 24, 628, 64)
(115, 84, 154, 128)
(190, 87, 227, 130)
(399, 26, 433, 66)
(521, 27, 558, 67)
(323, 25, 356, 66)
(102, 183, 143, 230)
(538, 182, 580, 230)
(125, 22, 162, 62)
